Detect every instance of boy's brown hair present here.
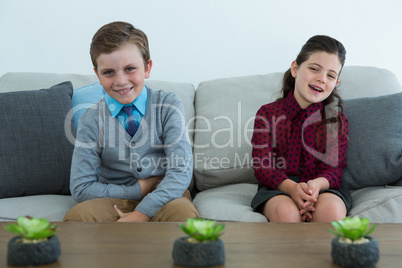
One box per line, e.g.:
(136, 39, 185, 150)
(90, 21, 150, 70)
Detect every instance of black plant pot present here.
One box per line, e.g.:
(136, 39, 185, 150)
(172, 236, 225, 266)
(7, 235, 61, 266)
(331, 236, 379, 268)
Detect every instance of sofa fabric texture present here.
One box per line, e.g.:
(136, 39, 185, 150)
(194, 72, 283, 191)
(0, 66, 401, 223)
(342, 92, 402, 190)
(0, 82, 75, 198)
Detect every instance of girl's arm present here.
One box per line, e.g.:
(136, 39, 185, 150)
(251, 106, 289, 189)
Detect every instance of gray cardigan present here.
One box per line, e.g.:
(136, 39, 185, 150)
(70, 87, 193, 217)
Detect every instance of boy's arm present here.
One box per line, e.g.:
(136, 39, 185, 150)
(252, 106, 289, 189)
(114, 206, 151, 222)
(133, 93, 193, 218)
(70, 121, 142, 203)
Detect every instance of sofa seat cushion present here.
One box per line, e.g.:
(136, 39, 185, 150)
(0, 82, 75, 198)
(195, 184, 402, 223)
(193, 183, 267, 222)
(342, 92, 402, 189)
(349, 186, 402, 223)
(0, 195, 77, 222)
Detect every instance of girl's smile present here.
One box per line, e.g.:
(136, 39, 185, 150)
(291, 52, 341, 109)
(309, 84, 323, 93)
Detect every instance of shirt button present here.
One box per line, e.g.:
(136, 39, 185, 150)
(137, 167, 142, 172)
(130, 142, 136, 147)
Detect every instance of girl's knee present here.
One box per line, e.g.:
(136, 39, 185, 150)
(263, 200, 301, 223)
(312, 209, 345, 223)
(312, 195, 347, 222)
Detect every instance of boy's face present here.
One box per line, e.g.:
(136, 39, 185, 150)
(94, 43, 152, 105)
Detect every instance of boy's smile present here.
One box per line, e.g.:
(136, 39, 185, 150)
(94, 43, 152, 105)
(291, 52, 341, 109)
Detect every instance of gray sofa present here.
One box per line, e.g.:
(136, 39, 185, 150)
(1, 66, 401, 223)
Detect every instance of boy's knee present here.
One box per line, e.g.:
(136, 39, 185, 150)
(63, 198, 120, 222)
(63, 202, 95, 222)
(152, 196, 199, 222)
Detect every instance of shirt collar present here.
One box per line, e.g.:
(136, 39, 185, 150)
(283, 89, 323, 120)
(105, 86, 148, 118)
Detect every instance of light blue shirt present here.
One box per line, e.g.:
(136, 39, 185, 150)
(105, 86, 148, 129)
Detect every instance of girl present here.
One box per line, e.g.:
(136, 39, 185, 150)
(251, 35, 351, 222)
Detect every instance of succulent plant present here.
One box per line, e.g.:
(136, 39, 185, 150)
(329, 216, 377, 242)
(4, 216, 58, 243)
(180, 218, 225, 243)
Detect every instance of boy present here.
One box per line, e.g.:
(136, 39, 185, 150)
(64, 21, 199, 222)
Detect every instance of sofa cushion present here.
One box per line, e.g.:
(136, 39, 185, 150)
(0, 82, 75, 198)
(193, 73, 283, 191)
(0, 195, 77, 222)
(193, 183, 267, 222)
(0, 72, 99, 92)
(349, 186, 402, 223)
(337, 66, 402, 99)
(342, 92, 402, 190)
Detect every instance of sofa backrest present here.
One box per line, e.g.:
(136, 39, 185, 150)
(0, 72, 99, 92)
(337, 66, 402, 99)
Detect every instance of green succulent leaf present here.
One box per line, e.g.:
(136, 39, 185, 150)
(363, 223, 377, 237)
(328, 228, 343, 237)
(328, 216, 377, 241)
(4, 216, 58, 240)
(4, 224, 24, 236)
(180, 218, 225, 242)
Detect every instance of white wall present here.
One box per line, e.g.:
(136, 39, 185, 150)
(1, 0, 402, 87)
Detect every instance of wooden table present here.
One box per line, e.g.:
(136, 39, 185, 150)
(1, 222, 401, 267)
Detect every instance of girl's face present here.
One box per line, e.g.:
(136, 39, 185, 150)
(94, 43, 152, 105)
(291, 52, 342, 109)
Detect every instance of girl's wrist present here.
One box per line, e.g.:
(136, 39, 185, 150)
(277, 178, 297, 195)
(313, 177, 330, 191)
